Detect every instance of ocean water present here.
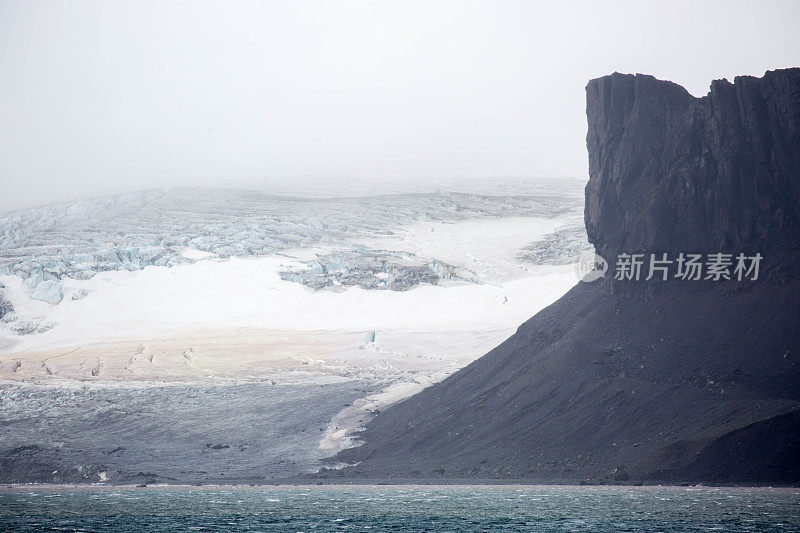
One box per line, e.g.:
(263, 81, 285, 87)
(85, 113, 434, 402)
(1, 485, 798, 532)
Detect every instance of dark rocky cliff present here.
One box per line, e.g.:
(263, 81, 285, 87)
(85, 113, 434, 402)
(586, 69, 800, 264)
(324, 69, 800, 484)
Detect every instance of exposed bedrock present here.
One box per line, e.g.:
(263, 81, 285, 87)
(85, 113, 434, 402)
(327, 68, 800, 484)
(585, 68, 800, 264)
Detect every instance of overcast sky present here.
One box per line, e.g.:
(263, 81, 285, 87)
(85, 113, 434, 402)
(1, 1, 798, 210)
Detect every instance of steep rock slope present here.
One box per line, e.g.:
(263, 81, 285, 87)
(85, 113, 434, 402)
(329, 69, 800, 483)
(586, 69, 800, 263)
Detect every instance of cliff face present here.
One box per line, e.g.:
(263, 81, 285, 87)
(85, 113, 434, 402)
(325, 69, 800, 484)
(585, 69, 800, 263)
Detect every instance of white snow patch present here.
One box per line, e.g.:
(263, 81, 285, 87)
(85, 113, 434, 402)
(0, 255, 575, 354)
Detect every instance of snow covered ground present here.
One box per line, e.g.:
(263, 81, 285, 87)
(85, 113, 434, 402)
(0, 179, 588, 482)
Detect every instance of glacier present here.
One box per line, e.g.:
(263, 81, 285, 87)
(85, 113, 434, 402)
(0, 184, 585, 330)
(0, 179, 590, 483)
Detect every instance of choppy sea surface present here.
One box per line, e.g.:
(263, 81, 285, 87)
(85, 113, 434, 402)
(1, 485, 798, 532)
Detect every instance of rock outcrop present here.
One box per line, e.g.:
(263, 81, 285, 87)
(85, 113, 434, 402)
(326, 69, 800, 484)
(586, 69, 800, 264)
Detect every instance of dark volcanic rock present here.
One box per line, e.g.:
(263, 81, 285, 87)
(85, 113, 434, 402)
(330, 69, 800, 484)
(586, 69, 800, 264)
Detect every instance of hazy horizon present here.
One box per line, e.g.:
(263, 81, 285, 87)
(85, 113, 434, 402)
(1, 0, 798, 210)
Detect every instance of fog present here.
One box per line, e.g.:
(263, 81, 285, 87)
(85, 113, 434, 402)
(1, 0, 798, 210)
